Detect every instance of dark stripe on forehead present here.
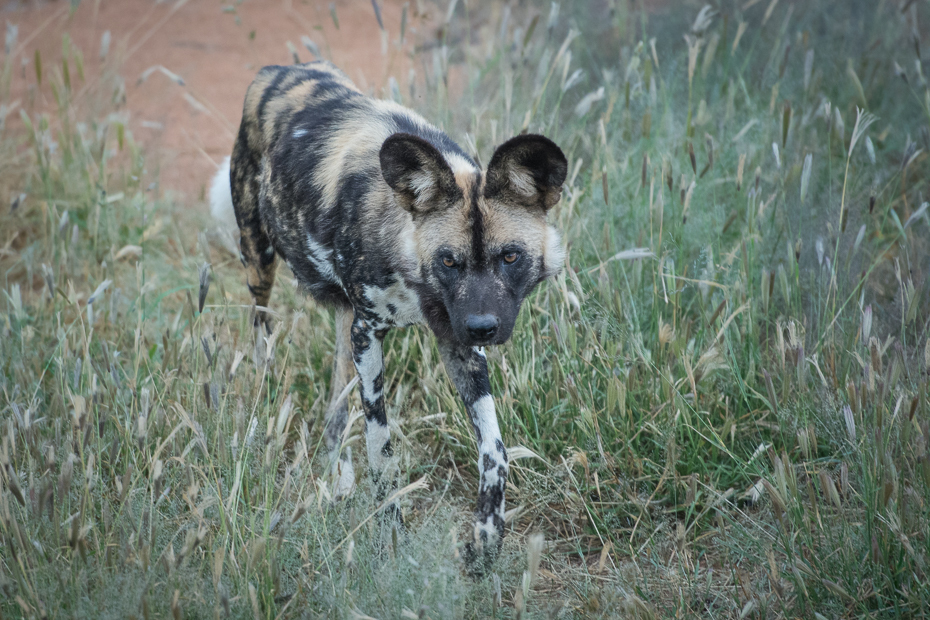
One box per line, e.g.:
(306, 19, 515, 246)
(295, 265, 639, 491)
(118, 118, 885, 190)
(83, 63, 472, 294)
(469, 173, 484, 262)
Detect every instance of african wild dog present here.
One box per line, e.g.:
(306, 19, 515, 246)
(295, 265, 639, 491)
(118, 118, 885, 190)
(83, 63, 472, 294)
(211, 60, 567, 571)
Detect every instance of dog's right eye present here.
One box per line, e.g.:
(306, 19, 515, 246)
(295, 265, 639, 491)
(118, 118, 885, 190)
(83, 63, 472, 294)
(442, 256, 456, 268)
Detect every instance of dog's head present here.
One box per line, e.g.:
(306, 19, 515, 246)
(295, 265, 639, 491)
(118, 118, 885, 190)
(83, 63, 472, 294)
(380, 133, 568, 346)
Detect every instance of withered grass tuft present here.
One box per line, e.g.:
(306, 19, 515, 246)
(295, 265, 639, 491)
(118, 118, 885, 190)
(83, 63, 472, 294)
(2, 1, 930, 617)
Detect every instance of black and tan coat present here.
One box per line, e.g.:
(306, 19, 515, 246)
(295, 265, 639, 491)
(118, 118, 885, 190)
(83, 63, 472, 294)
(212, 60, 567, 572)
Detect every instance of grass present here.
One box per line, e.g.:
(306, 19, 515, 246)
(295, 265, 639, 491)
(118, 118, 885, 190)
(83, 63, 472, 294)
(2, 0, 930, 617)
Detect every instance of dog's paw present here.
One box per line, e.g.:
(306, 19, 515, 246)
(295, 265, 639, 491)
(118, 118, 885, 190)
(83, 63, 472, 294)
(462, 540, 500, 578)
(462, 518, 503, 578)
(380, 501, 405, 527)
(371, 479, 406, 528)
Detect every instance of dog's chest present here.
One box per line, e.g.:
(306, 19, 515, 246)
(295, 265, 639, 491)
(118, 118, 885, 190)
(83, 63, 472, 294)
(293, 229, 424, 327)
(360, 277, 424, 327)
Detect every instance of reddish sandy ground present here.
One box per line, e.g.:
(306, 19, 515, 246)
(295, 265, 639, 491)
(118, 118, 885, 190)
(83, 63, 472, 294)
(2, 0, 426, 198)
(2, 0, 670, 200)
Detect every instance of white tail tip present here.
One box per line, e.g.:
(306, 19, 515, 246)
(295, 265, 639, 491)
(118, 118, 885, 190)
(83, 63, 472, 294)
(210, 156, 237, 232)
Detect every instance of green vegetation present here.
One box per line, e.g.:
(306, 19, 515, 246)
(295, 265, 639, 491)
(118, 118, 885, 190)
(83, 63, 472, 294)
(2, 1, 929, 617)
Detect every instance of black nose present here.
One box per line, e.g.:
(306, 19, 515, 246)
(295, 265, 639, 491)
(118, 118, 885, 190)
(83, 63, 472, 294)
(465, 314, 499, 341)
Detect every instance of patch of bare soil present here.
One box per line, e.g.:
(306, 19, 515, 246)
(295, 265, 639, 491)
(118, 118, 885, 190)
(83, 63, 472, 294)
(2, 0, 428, 198)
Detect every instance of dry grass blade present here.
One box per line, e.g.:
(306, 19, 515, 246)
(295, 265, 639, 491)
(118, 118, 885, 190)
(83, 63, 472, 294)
(137, 65, 185, 86)
(315, 476, 429, 571)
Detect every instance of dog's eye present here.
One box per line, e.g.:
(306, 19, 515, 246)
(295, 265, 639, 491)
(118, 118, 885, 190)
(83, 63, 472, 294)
(502, 251, 520, 264)
(442, 256, 456, 268)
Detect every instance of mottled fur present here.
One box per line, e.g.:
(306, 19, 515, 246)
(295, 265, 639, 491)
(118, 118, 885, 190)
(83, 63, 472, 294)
(214, 60, 567, 573)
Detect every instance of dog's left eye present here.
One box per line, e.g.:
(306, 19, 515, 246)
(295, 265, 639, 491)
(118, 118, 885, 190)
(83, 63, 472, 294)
(502, 251, 520, 264)
(442, 256, 456, 268)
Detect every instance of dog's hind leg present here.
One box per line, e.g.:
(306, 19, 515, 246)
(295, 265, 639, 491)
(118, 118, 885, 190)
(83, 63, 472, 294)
(438, 342, 508, 575)
(324, 306, 357, 499)
(240, 229, 278, 332)
(230, 141, 277, 333)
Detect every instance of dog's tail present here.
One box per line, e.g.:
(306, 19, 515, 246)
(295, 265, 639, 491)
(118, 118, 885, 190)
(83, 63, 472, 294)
(210, 156, 237, 232)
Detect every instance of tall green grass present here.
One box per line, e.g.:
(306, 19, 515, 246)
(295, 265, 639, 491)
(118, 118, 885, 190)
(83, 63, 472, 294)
(1, 0, 929, 617)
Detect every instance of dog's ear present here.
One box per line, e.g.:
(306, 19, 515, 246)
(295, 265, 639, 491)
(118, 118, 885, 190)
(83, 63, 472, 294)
(484, 135, 568, 211)
(380, 133, 460, 215)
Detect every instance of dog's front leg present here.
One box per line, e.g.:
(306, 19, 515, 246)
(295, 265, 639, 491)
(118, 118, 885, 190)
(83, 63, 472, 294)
(439, 342, 508, 573)
(350, 315, 398, 509)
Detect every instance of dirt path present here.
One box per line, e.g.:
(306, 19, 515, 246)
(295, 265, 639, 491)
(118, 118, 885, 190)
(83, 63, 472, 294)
(2, 0, 425, 198)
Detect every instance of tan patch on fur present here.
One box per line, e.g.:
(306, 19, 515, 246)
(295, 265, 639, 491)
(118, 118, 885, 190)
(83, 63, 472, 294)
(453, 168, 478, 194)
(455, 169, 477, 203)
(316, 122, 396, 211)
(446, 151, 479, 176)
(410, 166, 481, 264)
(480, 196, 549, 255)
(413, 199, 471, 263)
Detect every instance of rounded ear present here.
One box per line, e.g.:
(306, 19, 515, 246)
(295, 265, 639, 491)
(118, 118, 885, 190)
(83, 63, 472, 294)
(380, 133, 460, 215)
(484, 134, 568, 211)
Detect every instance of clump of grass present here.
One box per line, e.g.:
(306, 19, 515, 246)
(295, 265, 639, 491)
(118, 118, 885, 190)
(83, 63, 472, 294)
(2, 0, 930, 618)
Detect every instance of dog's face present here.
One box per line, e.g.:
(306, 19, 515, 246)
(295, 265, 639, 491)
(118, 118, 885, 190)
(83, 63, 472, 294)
(380, 133, 568, 346)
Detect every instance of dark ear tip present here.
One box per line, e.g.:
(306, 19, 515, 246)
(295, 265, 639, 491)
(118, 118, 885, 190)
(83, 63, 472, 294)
(515, 134, 568, 184)
(499, 133, 561, 149)
(490, 134, 567, 163)
(380, 133, 428, 186)
(549, 149, 568, 186)
(379, 132, 409, 158)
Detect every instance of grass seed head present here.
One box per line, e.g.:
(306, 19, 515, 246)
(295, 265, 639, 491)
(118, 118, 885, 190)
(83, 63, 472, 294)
(736, 153, 746, 191)
(800, 153, 812, 203)
(658, 320, 674, 347)
(198, 262, 210, 314)
(804, 48, 814, 90)
(685, 35, 701, 86)
(861, 304, 872, 342)
(843, 405, 856, 445)
(5, 22, 17, 55)
(869, 337, 883, 375)
(301, 35, 320, 58)
(547, 2, 560, 31)
(99, 30, 110, 60)
(526, 533, 543, 589)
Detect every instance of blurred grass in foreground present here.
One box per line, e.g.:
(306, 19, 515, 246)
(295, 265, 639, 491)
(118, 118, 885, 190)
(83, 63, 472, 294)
(2, 0, 930, 617)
